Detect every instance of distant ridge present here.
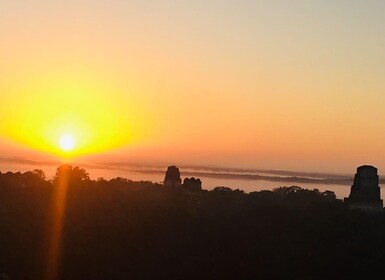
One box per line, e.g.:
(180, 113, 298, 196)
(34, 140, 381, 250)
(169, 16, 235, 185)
(0, 156, 360, 185)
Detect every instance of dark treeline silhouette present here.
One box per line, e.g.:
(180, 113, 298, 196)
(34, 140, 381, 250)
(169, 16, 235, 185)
(0, 165, 385, 279)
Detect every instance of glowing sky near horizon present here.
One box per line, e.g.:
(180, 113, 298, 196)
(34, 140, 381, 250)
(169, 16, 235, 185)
(1, 0, 385, 173)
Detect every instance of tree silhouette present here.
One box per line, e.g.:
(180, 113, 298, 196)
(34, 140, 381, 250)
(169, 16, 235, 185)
(54, 165, 89, 184)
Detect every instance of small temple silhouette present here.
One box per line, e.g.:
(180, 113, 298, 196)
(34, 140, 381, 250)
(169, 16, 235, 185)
(344, 165, 383, 210)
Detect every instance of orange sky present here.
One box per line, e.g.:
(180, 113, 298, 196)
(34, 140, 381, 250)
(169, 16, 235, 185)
(1, 0, 385, 174)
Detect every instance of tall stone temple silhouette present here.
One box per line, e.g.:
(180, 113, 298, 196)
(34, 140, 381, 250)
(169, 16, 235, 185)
(344, 165, 383, 210)
(163, 166, 182, 187)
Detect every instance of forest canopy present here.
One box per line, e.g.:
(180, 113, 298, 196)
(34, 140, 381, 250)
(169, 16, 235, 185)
(0, 166, 383, 279)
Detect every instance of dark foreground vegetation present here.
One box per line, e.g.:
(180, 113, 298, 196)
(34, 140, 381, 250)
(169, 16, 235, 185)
(0, 166, 385, 279)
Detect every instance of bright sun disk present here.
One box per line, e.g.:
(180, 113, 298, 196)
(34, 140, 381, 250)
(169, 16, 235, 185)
(59, 134, 76, 151)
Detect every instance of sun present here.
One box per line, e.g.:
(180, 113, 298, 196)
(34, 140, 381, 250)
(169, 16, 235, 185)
(59, 134, 76, 152)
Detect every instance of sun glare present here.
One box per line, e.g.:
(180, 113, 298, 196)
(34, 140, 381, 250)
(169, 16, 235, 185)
(59, 134, 76, 152)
